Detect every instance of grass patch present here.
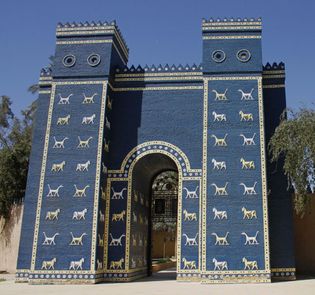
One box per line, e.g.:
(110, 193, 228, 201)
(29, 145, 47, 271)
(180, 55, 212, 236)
(0, 278, 5, 282)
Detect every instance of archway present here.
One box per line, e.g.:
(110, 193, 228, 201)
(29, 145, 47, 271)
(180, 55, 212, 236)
(151, 171, 178, 265)
(130, 153, 179, 277)
(105, 141, 201, 282)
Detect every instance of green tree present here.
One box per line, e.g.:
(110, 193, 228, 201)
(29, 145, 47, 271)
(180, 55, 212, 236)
(0, 96, 36, 219)
(269, 108, 315, 217)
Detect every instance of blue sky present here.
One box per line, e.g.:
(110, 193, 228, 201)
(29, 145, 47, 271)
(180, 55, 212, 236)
(0, 0, 314, 114)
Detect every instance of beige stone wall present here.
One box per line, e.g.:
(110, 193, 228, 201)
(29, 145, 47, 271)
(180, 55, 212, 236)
(293, 194, 315, 274)
(0, 204, 23, 273)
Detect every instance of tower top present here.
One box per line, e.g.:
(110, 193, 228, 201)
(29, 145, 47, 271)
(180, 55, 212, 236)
(201, 17, 262, 74)
(52, 20, 129, 77)
(202, 17, 262, 33)
(56, 20, 129, 54)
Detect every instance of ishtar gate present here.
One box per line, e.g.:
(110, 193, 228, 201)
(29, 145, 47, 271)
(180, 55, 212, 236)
(16, 18, 296, 284)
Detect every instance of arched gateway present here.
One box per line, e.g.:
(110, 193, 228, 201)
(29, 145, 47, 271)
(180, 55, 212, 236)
(16, 18, 296, 284)
(105, 142, 200, 281)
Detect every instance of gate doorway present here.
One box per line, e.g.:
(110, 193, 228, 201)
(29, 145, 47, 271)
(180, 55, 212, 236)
(130, 153, 179, 278)
(151, 171, 178, 272)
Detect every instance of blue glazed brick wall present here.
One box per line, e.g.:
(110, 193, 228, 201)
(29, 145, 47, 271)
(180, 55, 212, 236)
(106, 85, 204, 276)
(263, 86, 295, 270)
(129, 170, 149, 271)
(34, 83, 106, 271)
(107, 181, 128, 270)
(53, 42, 112, 78)
(17, 91, 50, 270)
(205, 79, 266, 272)
(181, 180, 200, 270)
(109, 45, 127, 76)
(108, 88, 204, 170)
(202, 39, 262, 74)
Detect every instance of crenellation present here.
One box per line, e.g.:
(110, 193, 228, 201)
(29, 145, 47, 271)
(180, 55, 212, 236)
(202, 17, 262, 24)
(57, 20, 116, 28)
(263, 62, 285, 71)
(40, 67, 52, 77)
(115, 63, 203, 74)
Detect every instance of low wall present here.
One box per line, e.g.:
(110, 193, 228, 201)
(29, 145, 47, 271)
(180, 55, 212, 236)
(293, 194, 315, 274)
(0, 204, 23, 273)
